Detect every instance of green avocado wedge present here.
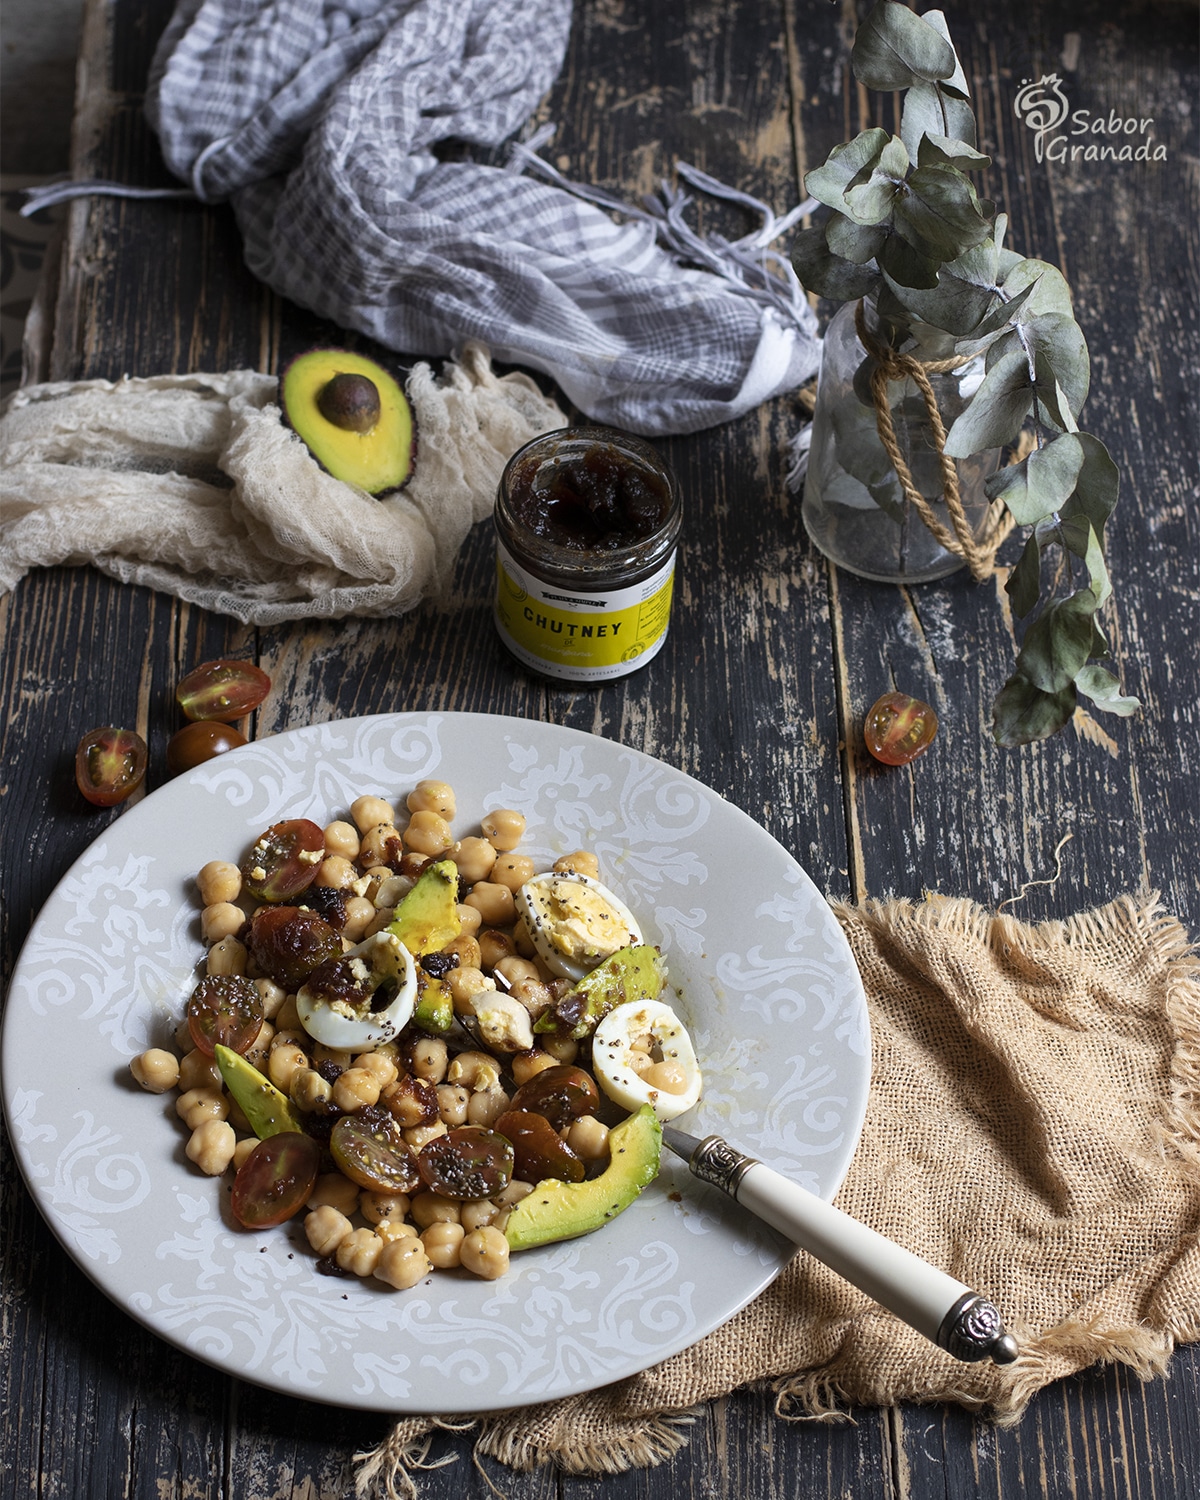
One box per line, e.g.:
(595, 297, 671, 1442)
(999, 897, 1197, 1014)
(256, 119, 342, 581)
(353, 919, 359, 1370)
(215, 1044, 303, 1139)
(534, 943, 666, 1039)
(386, 859, 461, 956)
(504, 1104, 663, 1252)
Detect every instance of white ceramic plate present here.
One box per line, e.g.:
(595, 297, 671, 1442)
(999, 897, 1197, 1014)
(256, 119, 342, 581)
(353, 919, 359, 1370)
(3, 713, 869, 1413)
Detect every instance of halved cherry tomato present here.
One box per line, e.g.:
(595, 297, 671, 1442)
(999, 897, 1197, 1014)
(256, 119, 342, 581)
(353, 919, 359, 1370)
(494, 1109, 585, 1184)
(176, 659, 271, 723)
(510, 1064, 599, 1130)
(863, 691, 939, 766)
(246, 905, 342, 988)
(241, 820, 326, 902)
(167, 720, 246, 774)
(330, 1113, 421, 1193)
(74, 727, 148, 807)
(231, 1132, 320, 1228)
(416, 1127, 514, 1200)
(187, 975, 264, 1056)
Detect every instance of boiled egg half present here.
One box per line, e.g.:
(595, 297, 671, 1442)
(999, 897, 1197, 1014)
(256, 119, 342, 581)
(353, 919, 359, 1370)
(514, 870, 643, 982)
(296, 930, 416, 1050)
(592, 997, 702, 1121)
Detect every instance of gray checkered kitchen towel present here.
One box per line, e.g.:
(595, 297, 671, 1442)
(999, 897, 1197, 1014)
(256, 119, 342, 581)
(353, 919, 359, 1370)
(140, 0, 819, 435)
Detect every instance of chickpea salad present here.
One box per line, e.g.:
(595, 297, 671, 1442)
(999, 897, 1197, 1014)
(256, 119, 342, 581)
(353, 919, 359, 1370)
(131, 780, 703, 1291)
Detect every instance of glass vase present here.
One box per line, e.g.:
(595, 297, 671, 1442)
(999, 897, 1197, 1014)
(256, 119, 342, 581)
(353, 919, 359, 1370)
(801, 299, 1001, 583)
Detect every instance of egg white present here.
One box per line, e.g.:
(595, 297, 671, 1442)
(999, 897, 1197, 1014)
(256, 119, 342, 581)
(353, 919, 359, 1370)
(514, 870, 644, 982)
(591, 998, 702, 1121)
(296, 931, 416, 1049)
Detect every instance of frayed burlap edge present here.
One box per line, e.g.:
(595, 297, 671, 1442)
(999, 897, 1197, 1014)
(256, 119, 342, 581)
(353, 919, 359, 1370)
(355, 892, 1200, 1497)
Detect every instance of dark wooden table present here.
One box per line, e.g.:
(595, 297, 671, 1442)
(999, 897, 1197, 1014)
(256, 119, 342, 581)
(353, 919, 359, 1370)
(3, 1, 1197, 1496)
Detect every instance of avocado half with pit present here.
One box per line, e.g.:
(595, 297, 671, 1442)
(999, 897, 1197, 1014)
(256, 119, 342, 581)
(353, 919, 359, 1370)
(280, 349, 416, 496)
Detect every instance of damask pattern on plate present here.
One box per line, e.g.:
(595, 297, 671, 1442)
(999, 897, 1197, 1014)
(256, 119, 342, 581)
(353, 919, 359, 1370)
(3, 713, 869, 1413)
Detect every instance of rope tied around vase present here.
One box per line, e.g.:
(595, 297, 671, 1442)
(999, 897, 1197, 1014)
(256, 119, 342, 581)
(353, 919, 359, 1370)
(853, 301, 1017, 582)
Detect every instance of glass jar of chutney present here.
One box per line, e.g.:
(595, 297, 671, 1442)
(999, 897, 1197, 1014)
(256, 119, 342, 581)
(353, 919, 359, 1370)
(493, 426, 682, 684)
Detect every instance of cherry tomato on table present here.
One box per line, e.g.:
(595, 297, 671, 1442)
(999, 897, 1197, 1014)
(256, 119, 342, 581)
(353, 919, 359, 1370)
(166, 719, 247, 774)
(176, 659, 271, 723)
(74, 727, 148, 806)
(863, 691, 939, 766)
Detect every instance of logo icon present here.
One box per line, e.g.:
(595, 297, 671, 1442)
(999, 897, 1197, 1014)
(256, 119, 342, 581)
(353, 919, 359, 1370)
(1014, 74, 1070, 160)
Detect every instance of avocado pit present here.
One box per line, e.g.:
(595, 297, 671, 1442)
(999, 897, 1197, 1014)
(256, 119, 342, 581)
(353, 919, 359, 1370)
(279, 347, 416, 495)
(317, 372, 381, 434)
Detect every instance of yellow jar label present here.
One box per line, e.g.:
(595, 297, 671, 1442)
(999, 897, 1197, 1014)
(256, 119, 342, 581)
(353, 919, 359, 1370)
(494, 542, 676, 682)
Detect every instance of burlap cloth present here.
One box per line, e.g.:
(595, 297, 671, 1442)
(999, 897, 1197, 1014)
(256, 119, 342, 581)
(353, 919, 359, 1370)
(357, 892, 1200, 1497)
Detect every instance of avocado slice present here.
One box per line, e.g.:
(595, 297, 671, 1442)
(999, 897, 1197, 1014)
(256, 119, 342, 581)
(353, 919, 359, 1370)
(215, 1044, 303, 1139)
(387, 860, 461, 1033)
(280, 348, 416, 496)
(504, 1103, 663, 1251)
(534, 943, 666, 1039)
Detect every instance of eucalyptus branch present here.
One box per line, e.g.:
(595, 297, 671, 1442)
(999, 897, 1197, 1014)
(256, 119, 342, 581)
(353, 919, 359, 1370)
(791, 0, 1138, 747)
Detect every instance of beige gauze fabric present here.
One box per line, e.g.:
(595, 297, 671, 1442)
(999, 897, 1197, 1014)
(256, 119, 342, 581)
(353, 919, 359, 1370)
(358, 893, 1200, 1496)
(0, 342, 566, 623)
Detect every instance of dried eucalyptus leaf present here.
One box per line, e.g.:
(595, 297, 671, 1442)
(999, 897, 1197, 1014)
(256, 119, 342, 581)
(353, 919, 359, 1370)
(806, 129, 890, 210)
(993, 676, 1077, 747)
(1057, 517, 1111, 608)
(893, 166, 992, 262)
(900, 80, 977, 158)
(880, 135, 911, 177)
(1002, 258, 1074, 318)
(1005, 534, 1043, 619)
(917, 133, 991, 171)
(986, 432, 1084, 524)
(943, 347, 1032, 457)
(1025, 312, 1090, 417)
(973, 277, 1039, 337)
(919, 10, 970, 96)
(845, 168, 904, 225)
(1060, 433, 1120, 531)
(852, 0, 956, 90)
(1019, 592, 1100, 694)
(1074, 665, 1139, 717)
(881, 267, 997, 335)
(827, 214, 888, 265)
(985, 327, 1025, 371)
(1032, 354, 1081, 434)
(792, 226, 882, 300)
(878, 230, 941, 288)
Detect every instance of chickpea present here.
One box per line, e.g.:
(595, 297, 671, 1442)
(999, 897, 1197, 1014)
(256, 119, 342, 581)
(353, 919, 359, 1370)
(323, 820, 361, 860)
(511, 977, 553, 1017)
(130, 1048, 179, 1094)
(332, 1067, 381, 1112)
(233, 1137, 259, 1171)
(308, 1173, 361, 1215)
(305, 1204, 353, 1257)
(353, 1050, 398, 1090)
(436, 1083, 471, 1127)
(206, 935, 247, 976)
(446, 1050, 501, 1093)
(460, 1199, 501, 1233)
(274, 994, 302, 1033)
(375, 1219, 418, 1246)
(351, 795, 395, 834)
(186, 1118, 237, 1176)
(494, 955, 539, 987)
(494, 1179, 534, 1207)
(226, 1097, 251, 1135)
(553, 850, 600, 879)
(268, 1040, 308, 1093)
(456, 902, 482, 937)
(442, 933, 482, 970)
(643, 1059, 690, 1094)
(341, 895, 375, 941)
(481, 809, 525, 852)
(311, 1044, 354, 1069)
(201, 902, 245, 944)
(360, 1190, 410, 1225)
(477, 929, 517, 971)
(337, 1227, 384, 1278)
(542, 1034, 579, 1064)
(176, 1086, 228, 1129)
(174, 1015, 193, 1052)
(403, 1121, 448, 1149)
(407, 779, 456, 819)
(465, 881, 516, 927)
(316, 855, 357, 890)
(375, 1237, 431, 1290)
(243, 1020, 275, 1072)
(290, 1068, 333, 1114)
(509, 1050, 559, 1087)
(628, 1050, 655, 1078)
(178, 1047, 222, 1092)
(466, 1084, 510, 1128)
(491, 853, 535, 893)
(450, 836, 496, 884)
(460, 1226, 510, 1280)
(512, 917, 538, 959)
(197, 860, 241, 906)
(447, 966, 494, 1017)
(254, 977, 287, 1020)
(409, 1193, 461, 1228)
(404, 810, 454, 858)
(567, 1115, 610, 1161)
(421, 1221, 465, 1269)
(359, 823, 404, 869)
(407, 1036, 448, 1084)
